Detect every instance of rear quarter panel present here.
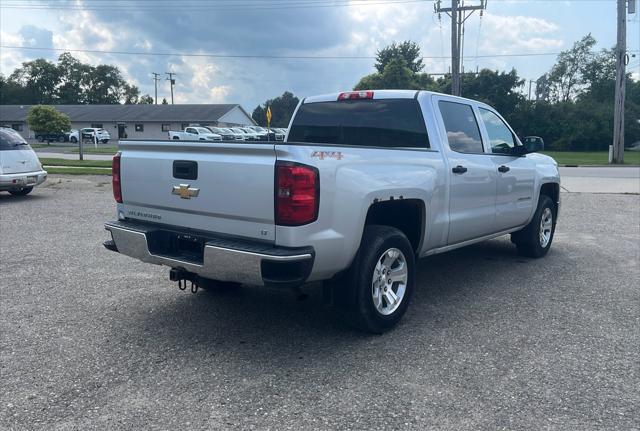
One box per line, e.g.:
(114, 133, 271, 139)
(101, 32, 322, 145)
(274, 144, 447, 281)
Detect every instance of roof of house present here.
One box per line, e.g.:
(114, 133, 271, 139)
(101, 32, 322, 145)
(0, 104, 254, 123)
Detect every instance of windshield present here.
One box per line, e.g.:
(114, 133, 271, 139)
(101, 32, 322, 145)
(231, 128, 245, 133)
(0, 128, 30, 150)
(288, 99, 429, 148)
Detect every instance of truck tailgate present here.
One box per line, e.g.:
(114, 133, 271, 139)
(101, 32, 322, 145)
(119, 141, 276, 241)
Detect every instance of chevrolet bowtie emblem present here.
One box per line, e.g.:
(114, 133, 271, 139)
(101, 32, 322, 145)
(172, 184, 200, 199)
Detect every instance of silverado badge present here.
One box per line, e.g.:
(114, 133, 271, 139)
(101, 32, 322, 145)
(172, 184, 200, 199)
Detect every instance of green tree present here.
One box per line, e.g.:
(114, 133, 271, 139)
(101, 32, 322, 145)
(57, 52, 91, 104)
(138, 94, 154, 104)
(122, 83, 140, 104)
(252, 91, 300, 127)
(161, 97, 168, 104)
(9, 58, 60, 104)
(547, 34, 597, 102)
(26, 105, 72, 140)
(375, 41, 424, 74)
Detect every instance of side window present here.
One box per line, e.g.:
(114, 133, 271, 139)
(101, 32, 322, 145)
(479, 108, 517, 154)
(186, 127, 196, 134)
(438, 101, 483, 154)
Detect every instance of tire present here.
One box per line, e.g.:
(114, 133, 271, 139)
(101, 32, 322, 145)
(335, 225, 415, 334)
(173, 136, 180, 140)
(70, 136, 77, 143)
(9, 187, 33, 196)
(511, 195, 556, 258)
(37, 136, 44, 142)
(57, 135, 65, 142)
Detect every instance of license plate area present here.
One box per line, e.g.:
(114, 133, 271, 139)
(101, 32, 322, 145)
(26, 176, 37, 185)
(147, 230, 205, 264)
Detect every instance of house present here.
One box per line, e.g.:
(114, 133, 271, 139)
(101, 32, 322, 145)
(0, 104, 256, 140)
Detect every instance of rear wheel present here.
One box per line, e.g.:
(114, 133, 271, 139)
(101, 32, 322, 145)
(9, 187, 33, 196)
(511, 195, 556, 258)
(37, 136, 44, 142)
(334, 225, 415, 333)
(57, 135, 65, 142)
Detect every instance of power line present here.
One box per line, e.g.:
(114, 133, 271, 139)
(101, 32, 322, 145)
(0, 0, 428, 11)
(1, 44, 592, 60)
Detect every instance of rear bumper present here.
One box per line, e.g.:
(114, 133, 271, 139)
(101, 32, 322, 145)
(104, 220, 314, 288)
(0, 170, 47, 190)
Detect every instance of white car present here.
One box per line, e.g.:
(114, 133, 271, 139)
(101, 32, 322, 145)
(69, 128, 111, 143)
(168, 127, 222, 141)
(0, 127, 47, 196)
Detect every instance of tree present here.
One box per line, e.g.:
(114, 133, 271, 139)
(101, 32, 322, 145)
(161, 97, 168, 104)
(9, 58, 60, 104)
(138, 94, 154, 104)
(547, 34, 597, 102)
(26, 105, 72, 142)
(122, 83, 140, 104)
(375, 41, 424, 74)
(252, 91, 300, 127)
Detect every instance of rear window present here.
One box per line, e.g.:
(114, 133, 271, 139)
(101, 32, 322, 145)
(288, 99, 429, 148)
(0, 128, 30, 150)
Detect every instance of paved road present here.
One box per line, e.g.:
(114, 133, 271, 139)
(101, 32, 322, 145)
(559, 166, 640, 194)
(1, 175, 638, 430)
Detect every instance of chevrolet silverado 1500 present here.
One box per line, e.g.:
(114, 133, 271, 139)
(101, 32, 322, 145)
(104, 90, 560, 333)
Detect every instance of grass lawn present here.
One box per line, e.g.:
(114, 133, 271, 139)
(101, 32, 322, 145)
(69, 146, 118, 154)
(541, 151, 640, 166)
(40, 158, 112, 168)
(46, 167, 111, 175)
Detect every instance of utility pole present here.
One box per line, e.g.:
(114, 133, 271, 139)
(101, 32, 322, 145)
(166, 72, 176, 104)
(612, 0, 634, 164)
(152, 72, 161, 105)
(528, 80, 534, 101)
(435, 0, 486, 96)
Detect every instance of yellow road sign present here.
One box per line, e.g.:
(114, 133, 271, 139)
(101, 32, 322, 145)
(266, 106, 272, 127)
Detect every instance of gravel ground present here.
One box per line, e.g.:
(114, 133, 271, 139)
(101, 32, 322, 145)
(1, 175, 639, 430)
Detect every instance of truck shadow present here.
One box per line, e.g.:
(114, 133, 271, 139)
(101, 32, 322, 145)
(118, 236, 549, 365)
(0, 193, 48, 204)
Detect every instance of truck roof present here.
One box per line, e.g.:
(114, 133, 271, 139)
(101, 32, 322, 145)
(302, 89, 481, 105)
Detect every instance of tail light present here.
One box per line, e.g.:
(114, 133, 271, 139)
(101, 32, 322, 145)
(275, 161, 319, 226)
(338, 91, 373, 101)
(112, 152, 122, 203)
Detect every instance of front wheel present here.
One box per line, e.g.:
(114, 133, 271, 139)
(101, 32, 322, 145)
(511, 195, 556, 258)
(70, 136, 77, 143)
(337, 225, 415, 333)
(9, 187, 33, 196)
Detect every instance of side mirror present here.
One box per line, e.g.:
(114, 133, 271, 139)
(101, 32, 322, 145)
(523, 136, 544, 153)
(510, 145, 530, 157)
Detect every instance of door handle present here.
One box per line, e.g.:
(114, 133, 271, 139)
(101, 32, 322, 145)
(498, 165, 510, 173)
(452, 165, 468, 174)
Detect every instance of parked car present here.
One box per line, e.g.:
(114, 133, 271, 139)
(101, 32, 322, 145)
(0, 127, 47, 195)
(230, 127, 254, 140)
(103, 89, 559, 333)
(207, 127, 237, 141)
(239, 127, 260, 141)
(35, 131, 68, 143)
(69, 128, 111, 143)
(247, 125, 283, 141)
(168, 127, 222, 141)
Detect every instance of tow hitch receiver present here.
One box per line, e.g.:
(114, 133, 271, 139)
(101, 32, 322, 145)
(169, 267, 200, 294)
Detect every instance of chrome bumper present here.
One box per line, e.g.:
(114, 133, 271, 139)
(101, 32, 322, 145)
(104, 221, 314, 287)
(0, 170, 47, 190)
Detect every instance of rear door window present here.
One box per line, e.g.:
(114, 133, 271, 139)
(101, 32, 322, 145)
(438, 101, 484, 154)
(288, 98, 429, 148)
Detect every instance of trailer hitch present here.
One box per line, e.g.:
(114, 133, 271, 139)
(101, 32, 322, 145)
(169, 267, 200, 294)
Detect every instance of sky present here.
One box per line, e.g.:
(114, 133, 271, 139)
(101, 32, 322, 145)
(0, 0, 639, 112)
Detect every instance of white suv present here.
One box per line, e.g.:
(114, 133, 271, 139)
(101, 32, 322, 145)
(0, 128, 47, 196)
(69, 128, 111, 143)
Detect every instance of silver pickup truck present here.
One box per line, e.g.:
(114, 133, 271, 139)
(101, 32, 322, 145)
(104, 90, 560, 333)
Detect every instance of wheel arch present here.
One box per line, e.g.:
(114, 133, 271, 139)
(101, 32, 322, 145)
(363, 198, 426, 254)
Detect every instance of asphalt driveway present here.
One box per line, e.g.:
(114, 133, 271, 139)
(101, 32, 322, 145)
(1, 176, 638, 430)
